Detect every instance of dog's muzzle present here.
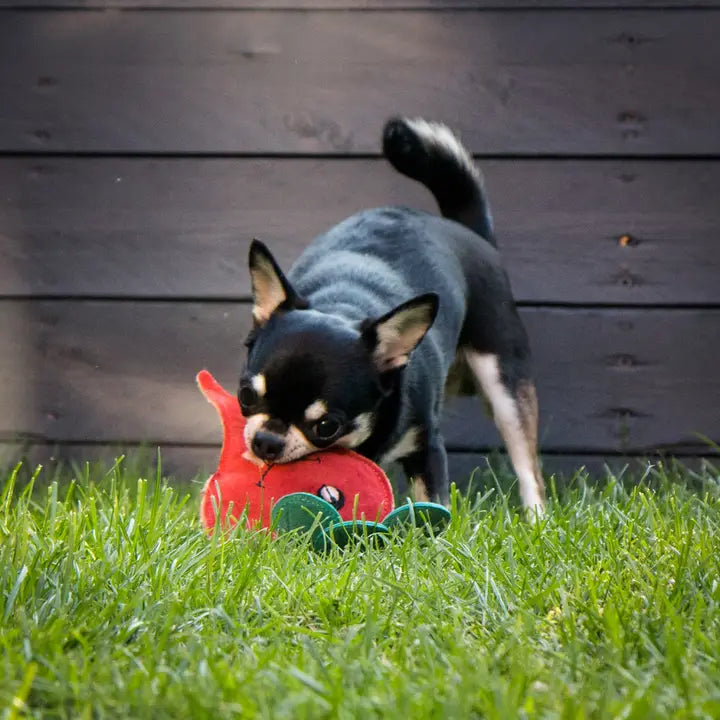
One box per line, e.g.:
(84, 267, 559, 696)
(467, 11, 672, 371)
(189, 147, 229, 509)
(251, 430, 285, 462)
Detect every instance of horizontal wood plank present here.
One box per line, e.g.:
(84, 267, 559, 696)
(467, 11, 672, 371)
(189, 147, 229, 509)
(2, 158, 719, 305)
(1, 10, 719, 154)
(1, 301, 717, 454)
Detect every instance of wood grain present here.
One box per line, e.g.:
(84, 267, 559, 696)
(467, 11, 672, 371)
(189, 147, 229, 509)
(4, 1, 720, 9)
(2, 10, 719, 154)
(1, 301, 717, 453)
(2, 158, 719, 305)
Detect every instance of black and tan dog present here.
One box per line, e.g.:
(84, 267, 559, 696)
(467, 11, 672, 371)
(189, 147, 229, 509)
(238, 117, 545, 515)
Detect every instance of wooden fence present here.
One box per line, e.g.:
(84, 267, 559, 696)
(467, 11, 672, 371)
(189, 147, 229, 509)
(1, 1, 718, 484)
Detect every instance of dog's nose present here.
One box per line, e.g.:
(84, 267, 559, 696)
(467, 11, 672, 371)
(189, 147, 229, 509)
(251, 431, 285, 461)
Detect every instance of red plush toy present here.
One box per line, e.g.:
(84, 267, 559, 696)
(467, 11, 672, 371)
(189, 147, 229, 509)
(197, 370, 394, 532)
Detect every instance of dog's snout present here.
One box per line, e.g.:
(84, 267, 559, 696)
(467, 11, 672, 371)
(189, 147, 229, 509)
(251, 431, 285, 461)
(264, 417, 288, 434)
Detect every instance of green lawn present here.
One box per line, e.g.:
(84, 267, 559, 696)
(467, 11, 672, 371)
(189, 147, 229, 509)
(1, 458, 719, 719)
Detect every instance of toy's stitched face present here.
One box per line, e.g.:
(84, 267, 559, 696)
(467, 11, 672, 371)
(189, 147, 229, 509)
(240, 311, 382, 464)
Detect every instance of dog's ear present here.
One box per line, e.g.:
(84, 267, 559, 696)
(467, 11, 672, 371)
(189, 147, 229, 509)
(362, 293, 439, 372)
(248, 239, 307, 326)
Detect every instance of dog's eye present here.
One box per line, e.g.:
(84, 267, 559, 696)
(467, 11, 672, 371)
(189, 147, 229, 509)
(238, 386, 258, 410)
(314, 416, 342, 440)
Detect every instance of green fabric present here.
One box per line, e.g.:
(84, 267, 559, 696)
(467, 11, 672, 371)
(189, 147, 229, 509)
(383, 502, 451, 534)
(274, 493, 452, 552)
(271, 492, 341, 535)
(325, 521, 391, 550)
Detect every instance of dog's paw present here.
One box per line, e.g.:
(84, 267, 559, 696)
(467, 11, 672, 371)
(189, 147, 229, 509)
(525, 501, 546, 524)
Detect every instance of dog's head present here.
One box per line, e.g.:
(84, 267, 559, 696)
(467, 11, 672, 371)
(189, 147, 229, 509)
(239, 240, 438, 464)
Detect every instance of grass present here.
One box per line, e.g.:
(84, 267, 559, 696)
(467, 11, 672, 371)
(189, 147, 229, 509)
(1, 458, 720, 719)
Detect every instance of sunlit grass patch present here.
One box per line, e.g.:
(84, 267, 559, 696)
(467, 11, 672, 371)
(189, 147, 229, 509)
(1, 458, 719, 719)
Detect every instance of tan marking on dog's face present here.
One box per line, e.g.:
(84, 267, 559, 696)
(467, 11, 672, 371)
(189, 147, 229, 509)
(272, 425, 318, 463)
(251, 374, 266, 397)
(243, 414, 318, 465)
(243, 413, 270, 459)
(336, 412, 374, 449)
(304, 400, 328, 422)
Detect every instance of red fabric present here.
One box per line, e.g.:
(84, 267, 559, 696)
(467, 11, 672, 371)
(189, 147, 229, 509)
(197, 370, 394, 532)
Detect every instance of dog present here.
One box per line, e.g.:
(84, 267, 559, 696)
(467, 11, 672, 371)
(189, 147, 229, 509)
(238, 117, 545, 515)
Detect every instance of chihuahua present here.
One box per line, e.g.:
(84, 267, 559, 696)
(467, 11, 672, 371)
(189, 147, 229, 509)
(238, 117, 545, 515)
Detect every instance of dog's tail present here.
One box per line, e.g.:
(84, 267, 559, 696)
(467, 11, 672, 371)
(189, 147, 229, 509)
(382, 117, 495, 246)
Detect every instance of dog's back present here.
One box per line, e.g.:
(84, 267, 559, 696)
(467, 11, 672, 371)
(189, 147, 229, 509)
(288, 118, 510, 378)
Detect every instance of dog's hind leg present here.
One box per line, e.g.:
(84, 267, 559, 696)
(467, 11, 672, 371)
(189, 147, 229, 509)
(464, 351, 545, 518)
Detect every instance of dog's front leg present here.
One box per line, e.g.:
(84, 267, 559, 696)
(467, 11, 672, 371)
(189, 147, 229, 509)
(401, 432, 450, 506)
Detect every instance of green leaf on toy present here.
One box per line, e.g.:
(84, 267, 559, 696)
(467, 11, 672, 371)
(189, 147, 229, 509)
(383, 501, 452, 535)
(271, 492, 452, 552)
(271, 492, 342, 535)
(326, 520, 391, 550)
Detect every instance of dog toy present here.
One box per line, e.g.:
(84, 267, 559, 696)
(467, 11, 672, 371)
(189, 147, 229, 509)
(271, 492, 451, 552)
(197, 370, 452, 547)
(197, 370, 394, 531)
